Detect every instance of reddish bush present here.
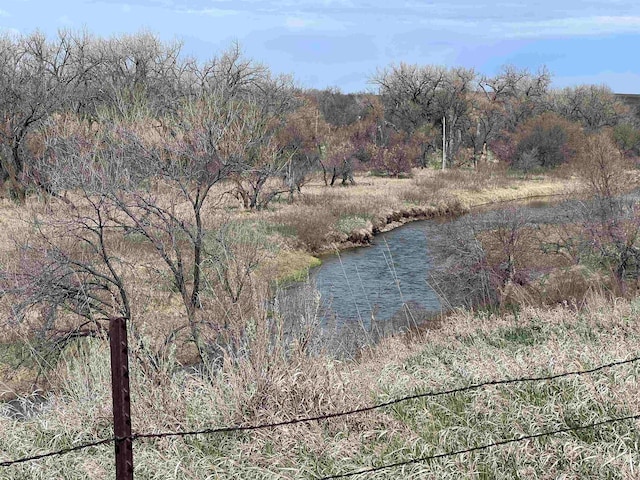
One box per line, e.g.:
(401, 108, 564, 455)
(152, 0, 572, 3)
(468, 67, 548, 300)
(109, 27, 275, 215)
(491, 113, 585, 171)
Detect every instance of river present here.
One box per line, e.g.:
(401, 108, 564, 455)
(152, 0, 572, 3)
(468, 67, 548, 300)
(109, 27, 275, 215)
(277, 196, 595, 344)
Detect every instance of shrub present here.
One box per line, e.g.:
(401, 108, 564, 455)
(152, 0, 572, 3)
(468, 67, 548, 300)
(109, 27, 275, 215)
(275, 206, 336, 252)
(493, 113, 585, 171)
(613, 123, 640, 158)
(515, 124, 567, 169)
(576, 132, 628, 204)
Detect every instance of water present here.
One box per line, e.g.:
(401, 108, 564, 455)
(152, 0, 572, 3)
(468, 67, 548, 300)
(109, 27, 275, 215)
(312, 221, 441, 327)
(273, 193, 638, 356)
(305, 196, 594, 331)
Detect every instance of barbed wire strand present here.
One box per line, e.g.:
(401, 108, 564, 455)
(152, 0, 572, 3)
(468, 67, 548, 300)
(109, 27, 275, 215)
(318, 413, 640, 479)
(0, 438, 113, 468)
(1, 354, 639, 468)
(131, 354, 640, 441)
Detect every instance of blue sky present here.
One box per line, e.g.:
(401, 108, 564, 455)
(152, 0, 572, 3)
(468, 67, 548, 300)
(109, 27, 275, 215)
(1, 0, 639, 93)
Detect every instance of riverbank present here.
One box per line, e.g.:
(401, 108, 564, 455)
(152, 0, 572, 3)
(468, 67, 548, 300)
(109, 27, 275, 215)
(294, 193, 605, 349)
(2, 168, 639, 477)
(263, 168, 583, 283)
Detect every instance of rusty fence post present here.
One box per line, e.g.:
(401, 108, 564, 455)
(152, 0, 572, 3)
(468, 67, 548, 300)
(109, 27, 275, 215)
(110, 317, 134, 479)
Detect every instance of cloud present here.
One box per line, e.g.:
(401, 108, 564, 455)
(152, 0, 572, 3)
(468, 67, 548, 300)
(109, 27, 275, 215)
(403, 13, 640, 40)
(177, 7, 238, 17)
(283, 14, 350, 31)
(386, 35, 461, 66)
(85, 0, 640, 40)
(284, 17, 316, 29)
(554, 71, 640, 94)
(0, 9, 10, 17)
(494, 15, 640, 38)
(58, 14, 74, 26)
(264, 33, 378, 63)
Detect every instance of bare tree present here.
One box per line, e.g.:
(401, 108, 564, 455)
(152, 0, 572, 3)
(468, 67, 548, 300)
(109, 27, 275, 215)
(372, 63, 447, 134)
(428, 215, 496, 309)
(274, 98, 328, 200)
(92, 32, 186, 117)
(185, 41, 266, 98)
(478, 65, 551, 132)
(228, 73, 299, 209)
(313, 87, 365, 127)
(0, 31, 95, 201)
(36, 113, 217, 361)
(24, 44, 294, 361)
(372, 64, 477, 167)
(464, 77, 512, 167)
(435, 67, 475, 166)
(576, 131, 630, 222)
(6, 195, 132, 328)
(429, 208, 535, 309)
(551, 84, 625, 131)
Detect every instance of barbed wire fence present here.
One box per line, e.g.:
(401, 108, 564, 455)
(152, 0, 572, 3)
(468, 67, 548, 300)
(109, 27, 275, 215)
(1, 317, 639, 478)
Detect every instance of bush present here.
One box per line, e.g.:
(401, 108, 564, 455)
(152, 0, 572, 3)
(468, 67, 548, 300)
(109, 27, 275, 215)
(335, 214, 371, 235)
(514, 124, 567, 170)
(576, 132, 628, 203)
(275, 206, 336, 252)
(613, 123, 640, 158)
(494, 113, 585, 171)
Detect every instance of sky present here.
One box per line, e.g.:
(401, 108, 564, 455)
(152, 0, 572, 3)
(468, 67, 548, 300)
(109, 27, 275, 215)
(0, 0, 639, 94)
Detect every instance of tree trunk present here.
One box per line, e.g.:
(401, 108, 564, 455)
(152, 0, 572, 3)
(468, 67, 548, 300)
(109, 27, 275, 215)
(319, 159, 329, 186)
(190, 206, 203, 312)
(0, 153, 26, 203)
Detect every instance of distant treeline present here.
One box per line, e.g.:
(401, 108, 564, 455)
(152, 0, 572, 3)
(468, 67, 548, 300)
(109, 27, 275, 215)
(1, 30, 639, 204)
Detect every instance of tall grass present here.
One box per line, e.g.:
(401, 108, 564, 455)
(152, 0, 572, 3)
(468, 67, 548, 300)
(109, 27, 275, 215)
(2, 293, 639, 478)
(268, 168, 575, 253)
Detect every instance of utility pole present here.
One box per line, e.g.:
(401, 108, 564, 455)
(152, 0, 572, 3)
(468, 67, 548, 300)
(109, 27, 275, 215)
(110, 317, 134, 480)
(442, 115, 446, 170)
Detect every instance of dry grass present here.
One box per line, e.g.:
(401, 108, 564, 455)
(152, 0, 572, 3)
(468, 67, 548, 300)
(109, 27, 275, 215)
(258, 250, 322, 285)
(267, 167, 577, 255)
(477, 218, 639, 309)
(1, 294, 639, 478)
(0, 166, 587, 400)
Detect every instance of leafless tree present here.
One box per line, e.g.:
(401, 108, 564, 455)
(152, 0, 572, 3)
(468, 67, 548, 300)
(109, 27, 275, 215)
(313, 87, 365, 127)
(478, 65, 551, 132)
(550, 84, 625, 131)
(428, 215, 495, 309)
(435, 67, 475, 165)
(21, 44, 295, 362)
(227, 73, 300, 209)
(429, 208, 535, 309)
(372, 64, 477, 166)
(0, 31, 97, 201)
(192, 42, 266, 96)
(372, 63, 447, 134)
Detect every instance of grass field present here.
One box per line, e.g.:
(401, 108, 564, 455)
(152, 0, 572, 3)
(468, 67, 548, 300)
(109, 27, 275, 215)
(1, 293, 638, 478)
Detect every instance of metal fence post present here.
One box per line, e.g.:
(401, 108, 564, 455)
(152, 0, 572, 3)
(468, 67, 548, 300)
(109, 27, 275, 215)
(110, 317, 134, 479)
